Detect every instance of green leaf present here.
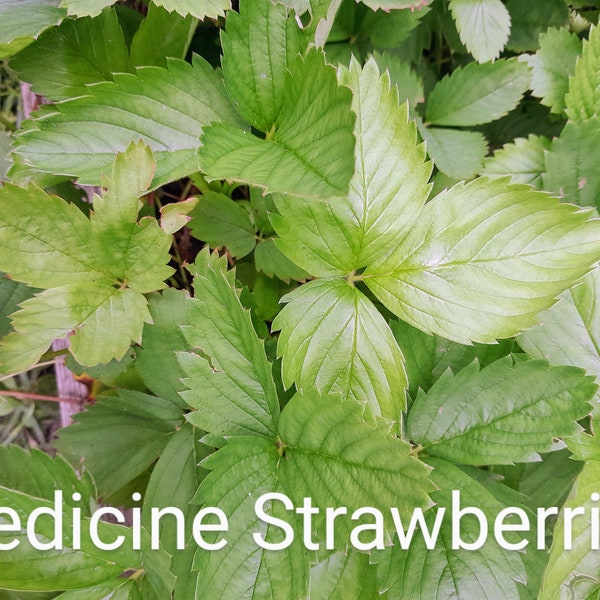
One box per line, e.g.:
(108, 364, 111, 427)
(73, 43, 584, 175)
(10, 8, 131, 101)
(526, 28, 582, 114)
(272, 278, 407, 421)
(0, 0, 66, 58)
(364, 178, 600, 344)
(221, 0, 304, 131)
(0, 127, 13, 180)
(310, 550, 378, 600)
(505, 0, 569, 52)
(130, 4, 197, 69)
(361, 0, 433, 9)
(61, 0, 116, 18)
(272, 58, 431, 275)
(254, 238, 309, 282)
(448, 0, 511, 63)
(539, 460, 600, 600)
(0, 276, 37, 338)
(407, 359, 595, 465)
(371, 51, 424, 107)
(360, 4, 430, 49)
(151, 0, 230, 20)
(12, 56, 244, 188)
(188, 191, 256, 258)
(198, 49, 356, 198)
(418, 125, 488, 180)
(159, 197, 198, 234)
(543, 117, 600, 210)
(55, 390, 183, 498)
(179, 250, 280, 437)
(135, 288, 191, 406)
(480, 134, 550, 187)
(425, 59, 531, 126)
(566, 24, 600, 121)
(518, 269, 600, 413)
(380, 458, 526, 600)
(0, 143, 173, 372)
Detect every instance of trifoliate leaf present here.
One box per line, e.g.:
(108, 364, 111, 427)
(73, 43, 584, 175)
(12, 56, 244, 188)
(365, 178, 600, 344)
(481, 134, 550, 187)
(221, 0, 304, 131)
(272, 58, 431, 275)
(425, 58, 531, 127)
(130, 3, 197, 68)
(135, 289, 191, 406)
(539, 461, 600, 600)
(55, 390, 184, 498)
(179, 251, 280, 437)
(449, 0, 511, 63)
(198, 49, 355, 198)
(188, 191, 256, 258)
(0, 0, 66, 58)
(526, 28, 581, 114)
(418, 125, 488, 179)
(272, 278, 407, 421)
(0, 143, 173, 372)
(505, 0, 569, 52)
(10, 8, 131, 101)
(407, 359, 595, 465)
(543, 118, 600, 210)
(380, 459, 526, 600)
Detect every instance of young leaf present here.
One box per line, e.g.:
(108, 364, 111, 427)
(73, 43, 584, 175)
(12, 56, 245, 188)
(449, 0, 511, 63)
(272, 58, 431, 275)
(54, 390, 184, 498)
(10, 8, 132, 101)
(179, 250, 280, 437)
(407, 359, 595, 465)
(0, 143, 174, 372)
(480, 134, 550, 187)
(543, 118, 600, 210)
(221, 0, 304, 131)
(418, 125, 488, 180)
(379, 459, 527, 600)
(198, 49, 356, 198)
(425, 58, 531, 126)
(505, 0, 568, 52)
(539, 461, 600, 600)
(364, 178, 600, 344)
(566, 24, 600, 121)
(272, 278, 407, 421)
(0, 0, 66, 58)
(526, 28, 582, 114)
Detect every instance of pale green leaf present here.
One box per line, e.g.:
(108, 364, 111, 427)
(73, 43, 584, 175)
(543, 118, 600, 210)
(408, 359, 595, 464)
(506, 0, 568, 52)
(61, 0, 115, 18)
(13, 56, 244, 187)
(135, 288, 191, 406)
(526, 28, 581, 114)
(152, 0, 230, 20)
(10, 8, 131, 101)
(160, 197, 198, 234)
(272, 58, 431, 275)
(481, 134, 551, 187)
(361, 0, 433, 8)
(188, 191, 256, 258)
(130, 3, 197, 68)
(0, 127, 13, 179)
(221, 0, 304, 131)
(198, 49, 355, 198)
(55, 390, 183, 498)
(419, 125, 488, 180)
(426, 58, 531, 126)
(179, 250, 280, 437)
(0, 0, 66, 58)
(566, 24, 600, 121)
(449, 0, 511, 63)
(381, 458, 526, 600)
(539, 461, 600, 600)
(272, 278, 407, 421)
(365, 178, 600, 344)
(254, 238, 309, 282)
(310, 551, 378, 600)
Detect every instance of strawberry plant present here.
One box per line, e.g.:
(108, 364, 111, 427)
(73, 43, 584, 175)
(1, 0, 600, 598)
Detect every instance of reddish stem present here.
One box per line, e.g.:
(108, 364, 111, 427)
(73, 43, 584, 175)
(0, 390, 83, 406)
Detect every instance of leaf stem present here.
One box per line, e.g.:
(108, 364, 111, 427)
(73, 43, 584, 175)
(0, 390, 84, 406)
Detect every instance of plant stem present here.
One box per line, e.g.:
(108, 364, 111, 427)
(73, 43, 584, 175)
(0, 390, 83, 406)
